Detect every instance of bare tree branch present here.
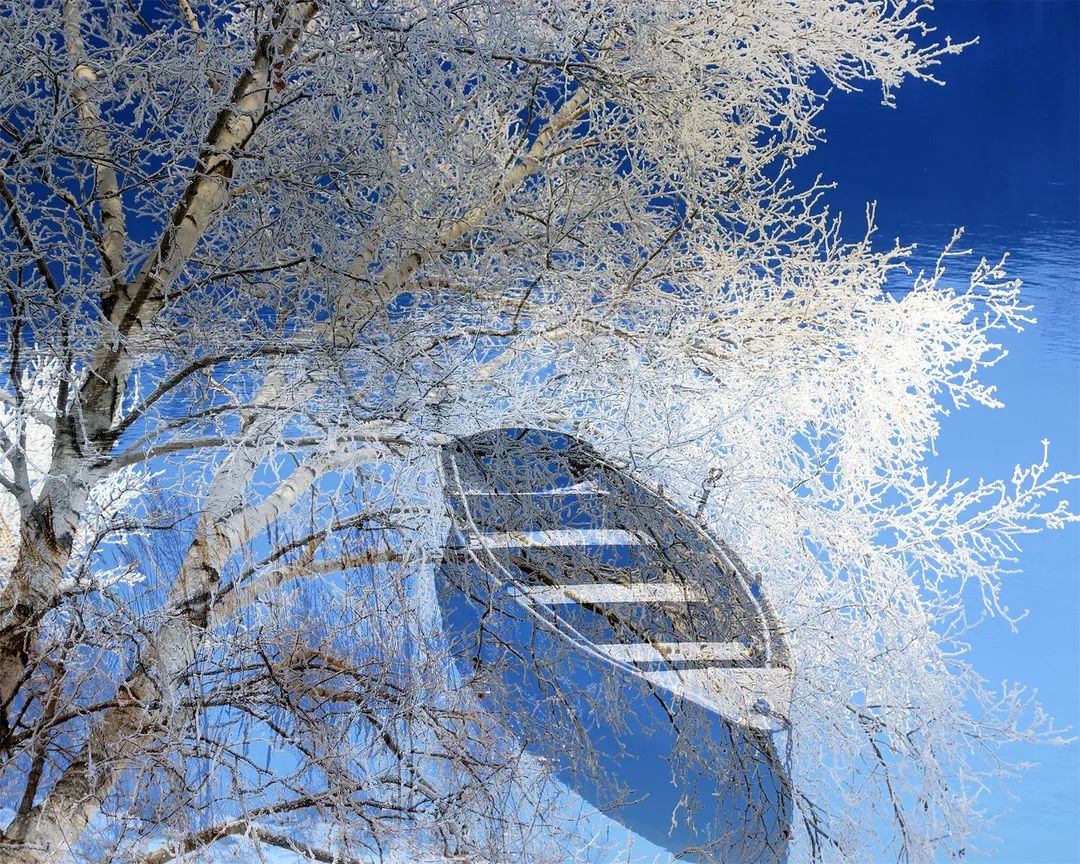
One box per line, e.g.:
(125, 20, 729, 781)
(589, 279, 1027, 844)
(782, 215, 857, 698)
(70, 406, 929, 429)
(62, 0, 127, 282)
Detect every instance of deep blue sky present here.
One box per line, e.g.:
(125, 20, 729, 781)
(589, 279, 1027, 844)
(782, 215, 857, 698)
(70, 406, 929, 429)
(798, 2, 1079, 861)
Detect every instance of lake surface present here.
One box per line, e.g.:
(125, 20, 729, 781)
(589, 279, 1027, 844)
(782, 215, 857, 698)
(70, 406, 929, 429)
(799, 3, 1079, 861)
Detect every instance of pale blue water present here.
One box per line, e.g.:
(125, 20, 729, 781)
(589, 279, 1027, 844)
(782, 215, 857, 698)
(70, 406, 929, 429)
(798, 3, 1079, 861)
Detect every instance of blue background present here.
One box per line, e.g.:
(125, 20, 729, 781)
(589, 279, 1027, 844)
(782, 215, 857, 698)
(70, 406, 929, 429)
(798, 2, 1079, 861)
(72, 3, 1074, 862)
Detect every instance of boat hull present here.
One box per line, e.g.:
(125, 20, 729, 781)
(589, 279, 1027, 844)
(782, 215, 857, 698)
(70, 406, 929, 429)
(436, 428, 792, 862)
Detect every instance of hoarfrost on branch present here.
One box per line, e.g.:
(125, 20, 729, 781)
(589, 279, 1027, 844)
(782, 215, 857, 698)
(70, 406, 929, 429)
(0, 1, 1074, 861)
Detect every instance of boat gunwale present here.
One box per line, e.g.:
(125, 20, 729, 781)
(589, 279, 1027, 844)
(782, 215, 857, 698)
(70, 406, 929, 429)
(436, 427, 795, 721)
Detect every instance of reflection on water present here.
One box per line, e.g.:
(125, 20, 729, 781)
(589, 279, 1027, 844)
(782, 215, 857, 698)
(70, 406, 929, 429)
(893, 220, 1079, 363)
(990, 223, 1079, 362)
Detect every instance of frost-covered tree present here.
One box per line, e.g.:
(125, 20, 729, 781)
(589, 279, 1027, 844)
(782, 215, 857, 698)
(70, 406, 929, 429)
(0, 1, 1074, 861)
